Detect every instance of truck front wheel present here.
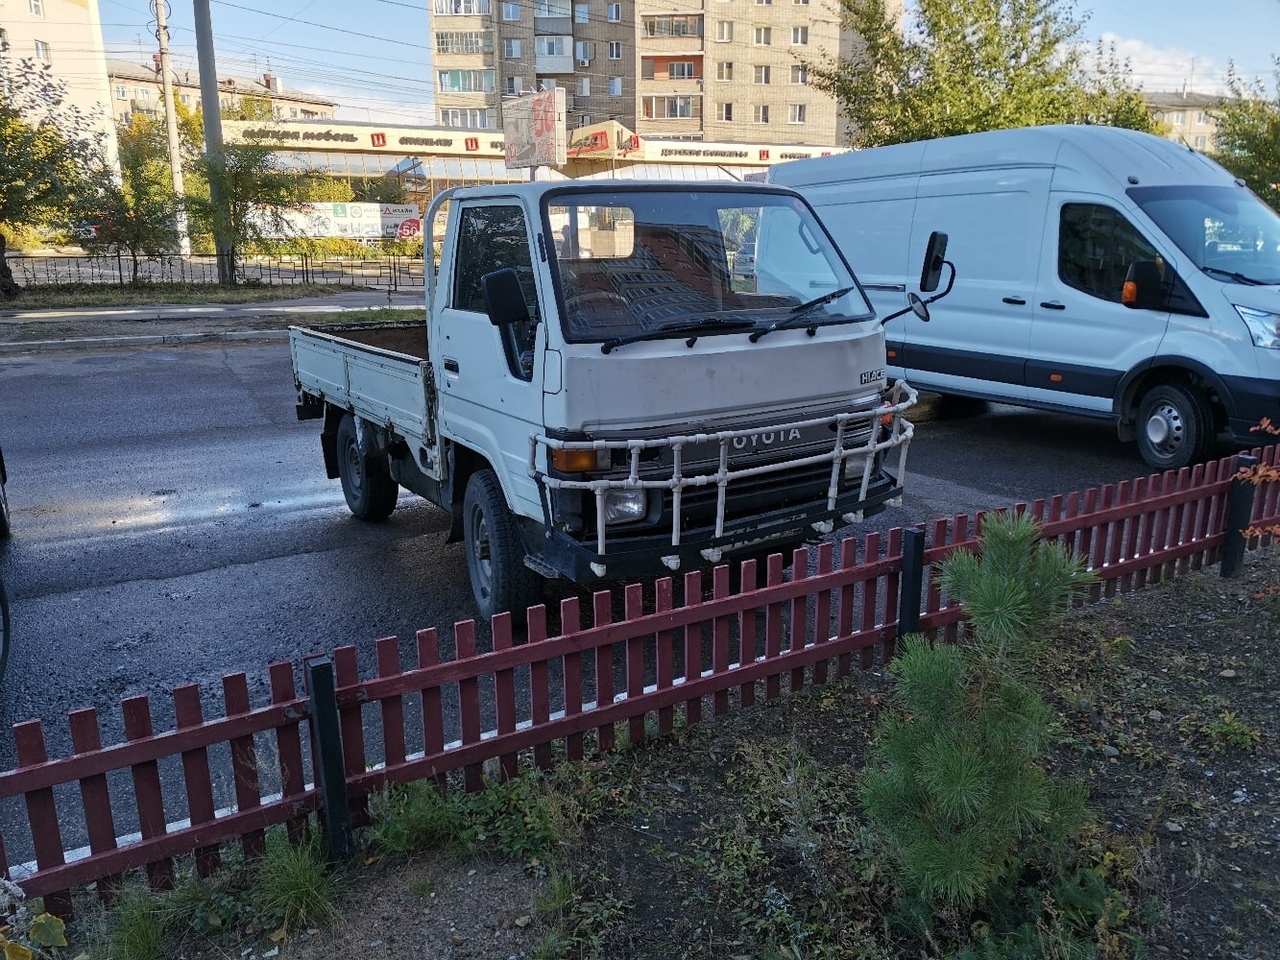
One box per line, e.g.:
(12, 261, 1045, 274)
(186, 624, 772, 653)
(336, 414, 398, 522)
(1135, 384, 1212, 471)
(463, 469, 542, 621)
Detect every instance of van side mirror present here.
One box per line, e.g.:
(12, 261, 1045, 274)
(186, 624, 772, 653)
(1122, 261, 1165, 311)
(481, 267, 530, 327)
(920, 231, 949, 293)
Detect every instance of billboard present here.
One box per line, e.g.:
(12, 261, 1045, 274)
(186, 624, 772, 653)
(252, 202, 421, 240)
(502, 89, 567, 169)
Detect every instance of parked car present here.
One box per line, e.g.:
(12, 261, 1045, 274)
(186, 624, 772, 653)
(733, 242, 756, 278)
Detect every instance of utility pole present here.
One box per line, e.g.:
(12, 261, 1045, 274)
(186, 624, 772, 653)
(153, 0, 190, 254)
(194, 0, 233, 284)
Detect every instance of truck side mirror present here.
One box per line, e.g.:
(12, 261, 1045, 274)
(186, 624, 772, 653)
(481, 267, 530, 327)
(920, 231, 949, 293)
(1122, 260, 1165, 311)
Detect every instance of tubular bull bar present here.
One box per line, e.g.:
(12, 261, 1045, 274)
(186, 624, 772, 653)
(530, 381, 918, 577)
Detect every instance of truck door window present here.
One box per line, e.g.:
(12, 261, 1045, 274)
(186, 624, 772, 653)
(453, 204, 540, 380)
(1058, 204, 1158, 303)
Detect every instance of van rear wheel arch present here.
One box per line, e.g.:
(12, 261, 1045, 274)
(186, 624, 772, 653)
(1116, 363, 1226, 446)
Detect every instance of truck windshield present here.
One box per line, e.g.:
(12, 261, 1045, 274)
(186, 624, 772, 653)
(546, 187, 873, 343)
(1129, 184, 1280, 285)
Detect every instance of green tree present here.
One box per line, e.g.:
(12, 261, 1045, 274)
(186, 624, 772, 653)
(75, 116, 182, 283)
(224, 92, 276, 122)
(351, 177, 409, 204)
(0, 54, 102, 298)
(808, 0, 1160, 148)
(1213, 59, 1280, 210)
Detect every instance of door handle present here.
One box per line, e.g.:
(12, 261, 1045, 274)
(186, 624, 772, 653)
(1002, 296, 1027, 305)
(443, 358, 460, 373)
(1040, 301, 1066, 310)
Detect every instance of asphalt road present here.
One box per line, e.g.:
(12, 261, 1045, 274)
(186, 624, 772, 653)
(0, 339, 1216, 864)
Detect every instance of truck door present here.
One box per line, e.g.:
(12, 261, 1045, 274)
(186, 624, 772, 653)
(1027, 197, 1171, 415)
(436, 200, 546, 518)
(903, 169, 1048, 403)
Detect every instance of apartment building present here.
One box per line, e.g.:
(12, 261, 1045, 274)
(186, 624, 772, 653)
(106, 58, 336, 128)
(1144, 91, 1222, 152)
(430, 0, 896, 146)
(1, 0, 117, 151)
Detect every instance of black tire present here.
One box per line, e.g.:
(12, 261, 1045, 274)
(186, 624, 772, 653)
(463, 469, 542, 621)
(0, 476, 10, 539)
(1135, 383, 1213, 471)
(336, 414, 398, 522)
(0, 575, 10, 685)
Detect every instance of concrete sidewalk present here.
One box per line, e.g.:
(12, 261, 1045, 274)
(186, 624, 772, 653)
(0, 290, 425, 353)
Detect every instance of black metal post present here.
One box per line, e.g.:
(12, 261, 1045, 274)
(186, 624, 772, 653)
(898, 527, 926, 637)
(1221, 454, 1260, 578)
(305, 656, 352, 861)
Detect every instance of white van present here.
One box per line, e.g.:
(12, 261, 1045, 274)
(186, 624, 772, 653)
(769, 124, 1280, 470)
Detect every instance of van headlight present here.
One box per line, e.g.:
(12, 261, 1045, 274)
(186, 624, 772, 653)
(1235, 305, 1280, 349)
(603, 489, 647, 524)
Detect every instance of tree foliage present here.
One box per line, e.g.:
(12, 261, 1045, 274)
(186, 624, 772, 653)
(1213, 59, 1280, 211)
(0, 54, 104, 297)
(807, 0, 1161, 148)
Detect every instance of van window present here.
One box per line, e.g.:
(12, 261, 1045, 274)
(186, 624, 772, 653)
(453, 204, 539, 379)
(1058, 204, 1158, 303)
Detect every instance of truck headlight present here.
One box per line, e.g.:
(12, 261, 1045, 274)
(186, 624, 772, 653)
(843, 453, 870, 480)
(603, 489, 647, 524)
(1235, 305, 1280, 349)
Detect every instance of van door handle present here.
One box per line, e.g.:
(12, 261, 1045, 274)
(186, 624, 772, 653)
(1002, 296, 1027, 305)
(443, 358, 460, 373)
(1040, 301, 1066, 310)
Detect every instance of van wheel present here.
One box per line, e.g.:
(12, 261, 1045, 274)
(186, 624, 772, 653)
(463, 470, 542, 622)
(1135, 384, 1211, 471)
(0, 476, 10, 539)
(336, 414, 398, 521)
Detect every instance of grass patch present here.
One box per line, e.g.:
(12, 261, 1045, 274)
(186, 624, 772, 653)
(2, 282, 372, 311)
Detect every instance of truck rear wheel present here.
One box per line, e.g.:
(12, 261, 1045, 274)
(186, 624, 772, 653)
(463, 469, 542, 621)
(336, 414, 398, 522)
(1135, 384, 1212, 471)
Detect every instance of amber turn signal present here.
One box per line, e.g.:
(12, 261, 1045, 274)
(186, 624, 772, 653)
(551, 447, 602, 472)
(1122, 280, 1137, 305)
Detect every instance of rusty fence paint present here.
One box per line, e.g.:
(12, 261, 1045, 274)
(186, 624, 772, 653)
(1, 445, 1277, 913)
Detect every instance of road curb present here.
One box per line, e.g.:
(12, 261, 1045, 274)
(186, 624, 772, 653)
(0, 329, 289, 354)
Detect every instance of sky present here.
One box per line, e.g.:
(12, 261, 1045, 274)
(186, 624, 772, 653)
(87, 0, 1280, 126)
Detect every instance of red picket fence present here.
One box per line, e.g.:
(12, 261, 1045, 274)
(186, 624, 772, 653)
(2, 445, 1277, 917)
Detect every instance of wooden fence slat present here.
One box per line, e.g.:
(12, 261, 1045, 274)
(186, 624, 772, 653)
(221, 676, 265, 862)
(812, 542, 834, 686)
(1136, 476, 1163, 591)
(455, 621, 484, 791)
(713, 566, 732, 716)
(527, 607, 553, 771)
(764, 555, 784, 699)
(69, 708, 120, 904)
(121, 696, 174, 892)
(682, 571, 703, 728)
(861, 532, 880, 670)
(561, 596, 585, 761)
(738, 559, 759, 708)
(416, 629, 447, 793)
(267, 663, 308, 846)
(789, 546, 810, 693)
(836, 539, 856, 678)
(593, 591, 616, 755)
(1169, 467, 1192, 576)
(625, 584, 647, 746)
(655, 579, 676, 735)
(883, 528, 903, 661)
(491, 615, 518, 781)
(172, 685, 220, 878)
(376, 638, 407, 773)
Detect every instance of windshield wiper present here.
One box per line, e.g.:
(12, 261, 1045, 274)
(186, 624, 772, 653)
(1201, 265, 1267, 285)
(748, 286, 855, 343)
(600, 317, 757, 354)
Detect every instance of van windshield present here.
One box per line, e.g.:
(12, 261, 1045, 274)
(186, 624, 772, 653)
(545, 187, 873, 344)
(1129, 184, 1280, 285)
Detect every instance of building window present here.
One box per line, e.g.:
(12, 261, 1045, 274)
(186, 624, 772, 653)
(115, 85, 128, 100)
(29, 0, 45, 15)
(505, 76, 523, 95)
(794, 0, 810, 4)
(575, 2, 590, 21)
(434, 0, 492, 13)
(718, 102, 733, 122)
(437, 31, 493, 54)
(607, 2, 621, 20)
(576, 77, 590, 96)
(789, 103, 806, 123)
(715, 21, 733, 42)
(577, 114, 592, 126)
(754, 65, 771, 84)
(576, 39, 593, 60)
(502, 1, 520, 19)
(754, 104, 769, 123)
(1196, 111, 1208, 124)
(440, 107, 493, 128)
(791, 64, 808, 84)
(717, 61, 733, 81)
(641, 58, 655, 79)
(504, 38, 522, 58)
(136, 87, 152, 100)
(1194, 135, 1206, 149)
(180, 94, 192, 105)
(608, 41, 622, 59)
(33, 39, 50, 62)
(754, 26, 771, 45)
(437, 69, 496, 93)
(757, 0, 772, 4)
(534, 0, 571, 14)
(642, 95, 699, 119)
(1170, 111, 1185, 125)
(642, 15, 703, 37)
(670, 61, 696, 79)
(609, 76, 623, 96)
(290, 107, 298, 117)
(539, 78, 559, 91)
(792, 25, 808, 44)
(536, 36, 568, 56)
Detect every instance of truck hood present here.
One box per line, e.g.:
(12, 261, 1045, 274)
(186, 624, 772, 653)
(548, 325, 887, 433)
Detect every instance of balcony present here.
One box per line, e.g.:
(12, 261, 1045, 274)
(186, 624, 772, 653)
(534, 15, 571, 34)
